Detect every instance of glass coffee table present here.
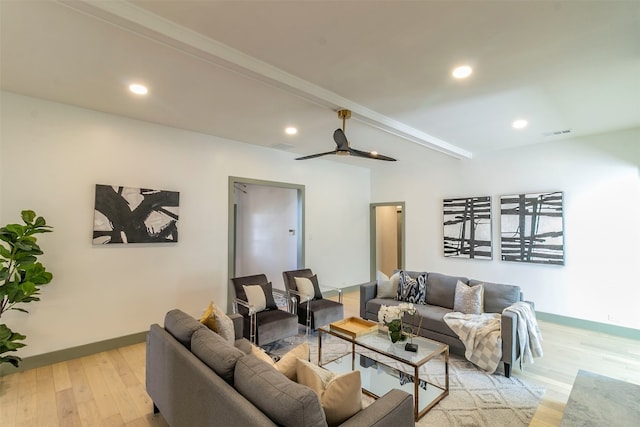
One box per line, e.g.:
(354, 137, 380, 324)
(318, 325, 449, 421)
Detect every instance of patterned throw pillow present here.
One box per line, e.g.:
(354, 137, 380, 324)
(453, 280, 484, 314)
(396, 271, 426, 304)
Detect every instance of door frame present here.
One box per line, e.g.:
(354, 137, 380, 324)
(369, 201, 405, 281)
(228, 176, 305, 310)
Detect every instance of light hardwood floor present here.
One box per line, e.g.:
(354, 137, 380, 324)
(1, 290, 639, 426)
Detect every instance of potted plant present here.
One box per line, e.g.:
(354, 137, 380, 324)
(0, 210, 53, 368)
(378, 303, 416, 343)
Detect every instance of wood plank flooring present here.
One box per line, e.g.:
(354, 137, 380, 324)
(1, 290, 639, 426)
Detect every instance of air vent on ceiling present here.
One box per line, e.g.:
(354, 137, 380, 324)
(542, 129, 572, 137)
(271, 143, 294, 150)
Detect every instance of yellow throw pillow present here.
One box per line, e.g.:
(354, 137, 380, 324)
(296, 359, 362, 427)
(199, 301, 218, 331)
(250, 342, 309, 381)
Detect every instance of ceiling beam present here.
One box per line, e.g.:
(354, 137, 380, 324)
(59, 0, 472, 159)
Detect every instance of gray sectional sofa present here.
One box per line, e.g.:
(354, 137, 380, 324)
(360, 271, 527, 377)
(146, 308, 414, 427)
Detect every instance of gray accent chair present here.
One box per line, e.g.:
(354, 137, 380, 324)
(231, 274, 299, 346)
(282, 268, 344, 333)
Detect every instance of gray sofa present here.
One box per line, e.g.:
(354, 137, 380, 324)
(360, 271, 526, 377)
(146, 308, 414, 427)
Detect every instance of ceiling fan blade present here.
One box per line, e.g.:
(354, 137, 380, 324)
(295, 150, 338, 160)
(333, 129, 350, 151)
(349, 147, 397, 161)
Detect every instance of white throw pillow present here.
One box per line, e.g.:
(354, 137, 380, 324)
(243, 284, 267, 312)
(296, 359, 362, 426)
(453, 280, 484, 315)
(376, 271, 400, 298)
(250, 342, 309, 381)
(294, 277, 316, 302)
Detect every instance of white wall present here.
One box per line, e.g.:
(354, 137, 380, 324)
(0, 92, 371, 357)
(372, 128, 640, 330)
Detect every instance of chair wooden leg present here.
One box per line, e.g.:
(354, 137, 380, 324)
(504, 362, 512, 378)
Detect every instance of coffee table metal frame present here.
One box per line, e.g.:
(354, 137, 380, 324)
(318, 326, 449, 421)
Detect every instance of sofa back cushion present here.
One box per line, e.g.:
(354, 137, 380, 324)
(426, 273, 469, 309)
(191, 327, 246, 385)
(469, 279, 522, 313)
(164, 309, 206, 349)
(235, 354, 326, 427)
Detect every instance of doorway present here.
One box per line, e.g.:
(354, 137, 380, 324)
(228, 177, 305, 309)
(370, 202, 405, 281)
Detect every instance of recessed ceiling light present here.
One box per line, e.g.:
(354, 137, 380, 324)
(285, 127, 298, 135)
(129, 83, 148, 95)
(452, 65, 473, 79)
(512, 119, 528, 129)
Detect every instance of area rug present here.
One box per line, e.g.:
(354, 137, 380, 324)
(263, 329, 545, 427)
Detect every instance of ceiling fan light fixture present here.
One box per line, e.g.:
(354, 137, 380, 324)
(285, 127, 298, 135)
(295, 109, 396, 161)
(452, 65, 473, 79)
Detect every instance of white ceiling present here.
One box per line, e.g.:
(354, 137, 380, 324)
(2, 0, 639, 164)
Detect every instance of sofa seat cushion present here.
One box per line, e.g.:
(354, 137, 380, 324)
(191, 327, 246, 385)
(410, 304, 457, 338)
(235, 354, 326, 427)
(469, 279, 521, 313)
(426, 272, 469, 309)
(164, 309, 206, 349)
(246, 309, 299, 345)
(298, 299, 344, 329)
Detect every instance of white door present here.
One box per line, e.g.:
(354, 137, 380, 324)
(234, 183, 300, 290)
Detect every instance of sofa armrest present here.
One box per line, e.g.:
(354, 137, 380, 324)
(501, 311, 518, 366)
(339, 389, 413, 427)
(359, 281, 377, 318)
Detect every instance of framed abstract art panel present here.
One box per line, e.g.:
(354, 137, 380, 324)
(93, 184, 180, 244)
(443, 196, 492, 260)
(500, 191, 564, 265)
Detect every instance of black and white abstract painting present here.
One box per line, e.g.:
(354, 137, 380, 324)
(93, 184, 180, 244)
(500, 191, 564, 265)
(443, 196, 492, 260)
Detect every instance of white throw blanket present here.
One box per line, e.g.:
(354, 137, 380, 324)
(503, 301, 543, 368)
(443, 312, 502, 373)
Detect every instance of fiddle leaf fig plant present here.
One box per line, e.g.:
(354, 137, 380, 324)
(0, 210, 53, 368)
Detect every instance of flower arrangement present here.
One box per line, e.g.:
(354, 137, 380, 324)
(378, 303, 416, 343)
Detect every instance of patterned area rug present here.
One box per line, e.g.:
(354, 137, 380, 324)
(262, 329, 544, 427)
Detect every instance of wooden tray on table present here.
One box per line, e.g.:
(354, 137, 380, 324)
(329, 317, 378, 338)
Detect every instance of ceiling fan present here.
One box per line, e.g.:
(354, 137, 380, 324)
(295, 109, 397, 161)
